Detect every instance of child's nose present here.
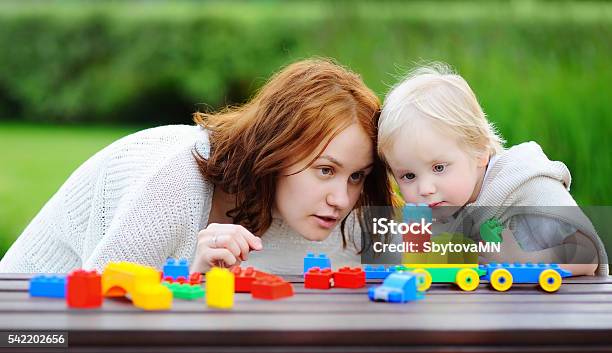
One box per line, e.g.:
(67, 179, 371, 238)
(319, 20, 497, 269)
(418, 180, 436, 196)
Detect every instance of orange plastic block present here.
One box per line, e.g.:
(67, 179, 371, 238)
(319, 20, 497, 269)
(333, 267, 366, 288)
(251, 275, 294, 300)
(66, 269, 102, 308)
(102, 262, 172, 310)
(304, 267, 333, 289)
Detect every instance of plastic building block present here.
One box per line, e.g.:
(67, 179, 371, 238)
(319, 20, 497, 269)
(189, 272, 203, 285)
(231, 266, 268, 293)
(29, 275, 66, 298)
(364, 265, 393, 280)
(402, 264, 486, 291)
(102, 262, 172, 310)
(402, 203, 432, 223)
(163, 282, 205, 300)
(333, 267, 366, 288)
(66, 269, 102, 308)
(206, 267, 234, 309)
(163, 275, 188, 284)
(480, 262, 571, 292)
(368, 272, 425, 303)
(251, 275, 294, 300)
(163, 258, 190, 280)
(303, 253, 331, 274)
(305, 267, 333, 289)
(480, 218, 504, 243)
(402, 203, 432, 253)
(162, 272, 203, 285)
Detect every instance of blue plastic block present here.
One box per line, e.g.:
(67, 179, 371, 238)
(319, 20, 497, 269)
(402, 203, 432, 223)
(163, 258, 190, 280)
(303, 253, 331, 274)
(29, 275, 66, 298)
(364, 265, 392, 279)
(479, 262, 572, 283)
(368, 273, 424, 303)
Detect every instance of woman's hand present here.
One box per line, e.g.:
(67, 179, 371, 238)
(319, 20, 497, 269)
(191, 223, 263, 273)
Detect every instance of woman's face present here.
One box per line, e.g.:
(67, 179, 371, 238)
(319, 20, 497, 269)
(274, 124, 374, 241)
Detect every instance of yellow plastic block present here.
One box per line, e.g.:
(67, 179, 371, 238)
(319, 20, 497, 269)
(206, 267, 234, 309)
(102, 262, 172, 310)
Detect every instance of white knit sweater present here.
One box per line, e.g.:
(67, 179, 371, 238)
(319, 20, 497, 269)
(0, 125, 361, 275)
(467, 142, 608, 276)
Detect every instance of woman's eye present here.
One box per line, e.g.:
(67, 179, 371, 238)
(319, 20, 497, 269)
(319, 167, 333, 176)
(433, 164, 446, 173)
(401, 173, 416, 181)
(350, 172, 365, 183)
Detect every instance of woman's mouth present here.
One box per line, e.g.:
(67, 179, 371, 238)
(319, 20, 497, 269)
(312, 215, 338, 229)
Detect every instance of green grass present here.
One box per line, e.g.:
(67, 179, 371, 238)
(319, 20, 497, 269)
(0, 1, 611, 259)
(0, 123, 137, 258)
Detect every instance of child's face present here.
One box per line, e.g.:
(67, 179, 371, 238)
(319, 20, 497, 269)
(385, 123, 487, 210)
(274, 123, 374, 241)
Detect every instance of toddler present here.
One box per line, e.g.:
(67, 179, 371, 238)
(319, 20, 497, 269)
(377, 63, 607, 276)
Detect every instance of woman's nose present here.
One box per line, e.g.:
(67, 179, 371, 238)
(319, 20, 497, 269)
(326, 182, 351, 210)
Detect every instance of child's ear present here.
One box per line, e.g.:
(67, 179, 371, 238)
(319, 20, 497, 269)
(476, 151, 490, 168)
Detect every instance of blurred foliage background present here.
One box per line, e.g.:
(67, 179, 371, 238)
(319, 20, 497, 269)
(1, 0, 611, 259)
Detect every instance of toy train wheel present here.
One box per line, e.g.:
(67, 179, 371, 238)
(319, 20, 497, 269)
(539, 269, 562, 292)
(456, 268, 480, 291)
(490, 268, 513, 291)
(411, 268, 432, 291)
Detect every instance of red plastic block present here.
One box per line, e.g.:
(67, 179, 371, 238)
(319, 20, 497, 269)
(333, 267, 366, 288)
(189, 272, 202, 285)
(251, 275, 294, 300)
(162, 272, 203, 285)
(163, 275, 187, 284)
(231, 266, 257, 293)
(305, 267, 333, 289)
(231, 266, 269, 293)
(66, 269, 102, 308)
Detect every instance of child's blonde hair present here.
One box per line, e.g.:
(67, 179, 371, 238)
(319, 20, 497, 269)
(378, 63, 505, 162)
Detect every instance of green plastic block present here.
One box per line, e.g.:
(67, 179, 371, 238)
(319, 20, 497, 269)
(163, 282, 205, 300)
(480, 218, 504, 243)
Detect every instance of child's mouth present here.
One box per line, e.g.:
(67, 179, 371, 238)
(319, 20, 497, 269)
(428, 201, 445, 208)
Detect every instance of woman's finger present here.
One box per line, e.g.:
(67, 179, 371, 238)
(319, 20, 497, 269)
(231, 232, 250, 261)
(213, 234, 242, 259)
(205, 248, 240, 268)
(234, 225, 263, 250)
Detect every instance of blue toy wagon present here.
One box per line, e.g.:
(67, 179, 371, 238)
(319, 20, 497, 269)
(479, 262, 571, 292)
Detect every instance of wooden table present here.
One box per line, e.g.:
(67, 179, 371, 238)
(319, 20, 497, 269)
(1, 273, 612, 352)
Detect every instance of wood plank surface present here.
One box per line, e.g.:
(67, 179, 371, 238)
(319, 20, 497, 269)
(0, 275, 611, 352)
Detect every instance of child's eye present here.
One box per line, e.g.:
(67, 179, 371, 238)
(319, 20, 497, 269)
(433, 164, 446, 173)
(401, 173, 416, 181)
(349, 171, 365, 184)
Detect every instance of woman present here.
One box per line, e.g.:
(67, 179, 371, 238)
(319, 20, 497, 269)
(0, 58, 394, 275)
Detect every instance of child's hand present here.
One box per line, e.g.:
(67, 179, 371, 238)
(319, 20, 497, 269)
(191, 223, 263, 273)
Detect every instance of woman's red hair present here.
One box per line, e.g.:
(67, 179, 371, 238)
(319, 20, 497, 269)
(193, 58, 394, 249)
